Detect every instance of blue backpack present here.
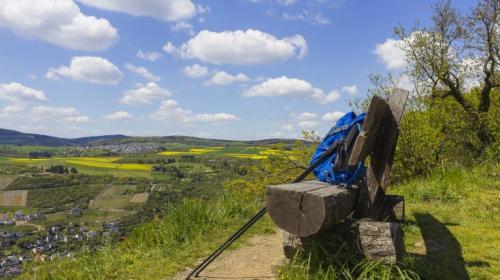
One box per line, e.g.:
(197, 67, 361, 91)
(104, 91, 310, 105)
(310, 112, 366, 187)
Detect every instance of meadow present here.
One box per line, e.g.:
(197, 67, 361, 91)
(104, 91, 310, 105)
(18, 164, 499, 280)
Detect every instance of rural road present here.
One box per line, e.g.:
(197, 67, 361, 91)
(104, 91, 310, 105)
(174, 231, 285, 280)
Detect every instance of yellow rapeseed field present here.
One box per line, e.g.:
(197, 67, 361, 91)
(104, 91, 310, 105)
(223, 153, 268, 160)
(115, 163, 151, 171)
(158, 147, 222, 156)
(158, 147, 290, 160)
(6, 156, 152, 172)
(65, 158, 151, 171)
(61, 157, 121, 163)
(65, 159, 120, 169)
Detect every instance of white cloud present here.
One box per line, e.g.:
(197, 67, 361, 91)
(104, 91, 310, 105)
(78, 0, 197, 21)
(196, 4, 210, 15)
(321, 90, 340, 103)
(171, 21, 195, 36)
(31, 106, 90, 123)
(294, 112, 320, 129)
(163, 42, 178, 55)
(165, 29, 308, 65)
(0, 0, 118, 51)
(137, 50, 162, 62)
(277, 0, 297, 6)
(120, 82, 172, 105)
(105, 111, 133, 121)
(397, 74, 414, 92)
(1, 105, 25, 114)
(374, 38, 406, 70)
(0, 82, 47, 103)
(191, 113, 240, 122)
(460, 57, 483, 91)
(297, 120, 319, 129)
(46, 56, 123, 85)
(182, 64, 209, 78)
(282, 11, 330, 25)
(277, 110, 346, 137)
(281, 124, 294, 131)
(341, 85, 358, 95)
(243, 76, 340, 104)
(297, 112, 318, 121)
(125, 63, 160, 82)
(151, 99, 239, 123)
(322, 111, 344, 122)
(205, 71, 249, 86)
(0, 105, 26, 120)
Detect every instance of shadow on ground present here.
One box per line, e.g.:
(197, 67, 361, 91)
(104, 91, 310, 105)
(409, 213, 489, 280)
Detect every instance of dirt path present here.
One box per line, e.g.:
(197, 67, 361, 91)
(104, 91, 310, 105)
(174, 231, 285, 280)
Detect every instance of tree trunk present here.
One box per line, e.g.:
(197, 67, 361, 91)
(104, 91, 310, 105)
(477, 117, 493, 149)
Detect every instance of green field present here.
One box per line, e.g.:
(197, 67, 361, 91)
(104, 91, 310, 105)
(89, 185, 138, 211)
(27, 185, 103, 209)
(0, 175, 18, 189)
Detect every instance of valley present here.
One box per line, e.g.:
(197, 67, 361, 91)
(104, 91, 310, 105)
(0, 131, 286, 277)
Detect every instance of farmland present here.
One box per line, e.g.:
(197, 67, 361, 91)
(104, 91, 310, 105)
(0, 143, 269, 233)
(0, 140, 298, 278)
(0, 146, 291, 177)
(0, 175, 18, 189)
(158, 146, 289, 158)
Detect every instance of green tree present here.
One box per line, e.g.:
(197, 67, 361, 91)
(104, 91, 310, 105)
(395, 0, 498, 152)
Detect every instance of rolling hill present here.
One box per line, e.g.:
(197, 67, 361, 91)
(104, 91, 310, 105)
(0, 129, 126, 147)
(0, 128, 299, 147)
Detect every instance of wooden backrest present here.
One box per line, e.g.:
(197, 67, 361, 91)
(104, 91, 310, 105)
(350, 89, 409, 220)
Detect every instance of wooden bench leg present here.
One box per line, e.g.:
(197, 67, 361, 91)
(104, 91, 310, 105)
(282, 230, 303, 259)
(282, 221, 405, 265)
(358, 221, 404, 264)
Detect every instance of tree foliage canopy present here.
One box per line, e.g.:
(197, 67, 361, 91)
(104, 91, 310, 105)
(395, 0, 498, 150)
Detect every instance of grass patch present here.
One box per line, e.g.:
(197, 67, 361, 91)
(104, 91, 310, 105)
(89, 185, 137, 210)
(394, 163, 500, 280)
(27, 185, 103, 210)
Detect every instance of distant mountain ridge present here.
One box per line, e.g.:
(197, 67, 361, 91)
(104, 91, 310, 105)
(0, 128, 298, 147)
(0, 129, 126, 147)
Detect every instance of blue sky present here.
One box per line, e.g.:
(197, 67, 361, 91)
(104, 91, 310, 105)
(0, 0, 474, 140)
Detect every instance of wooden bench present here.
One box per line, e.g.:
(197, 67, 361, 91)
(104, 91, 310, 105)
(266, 89, 409, 264)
